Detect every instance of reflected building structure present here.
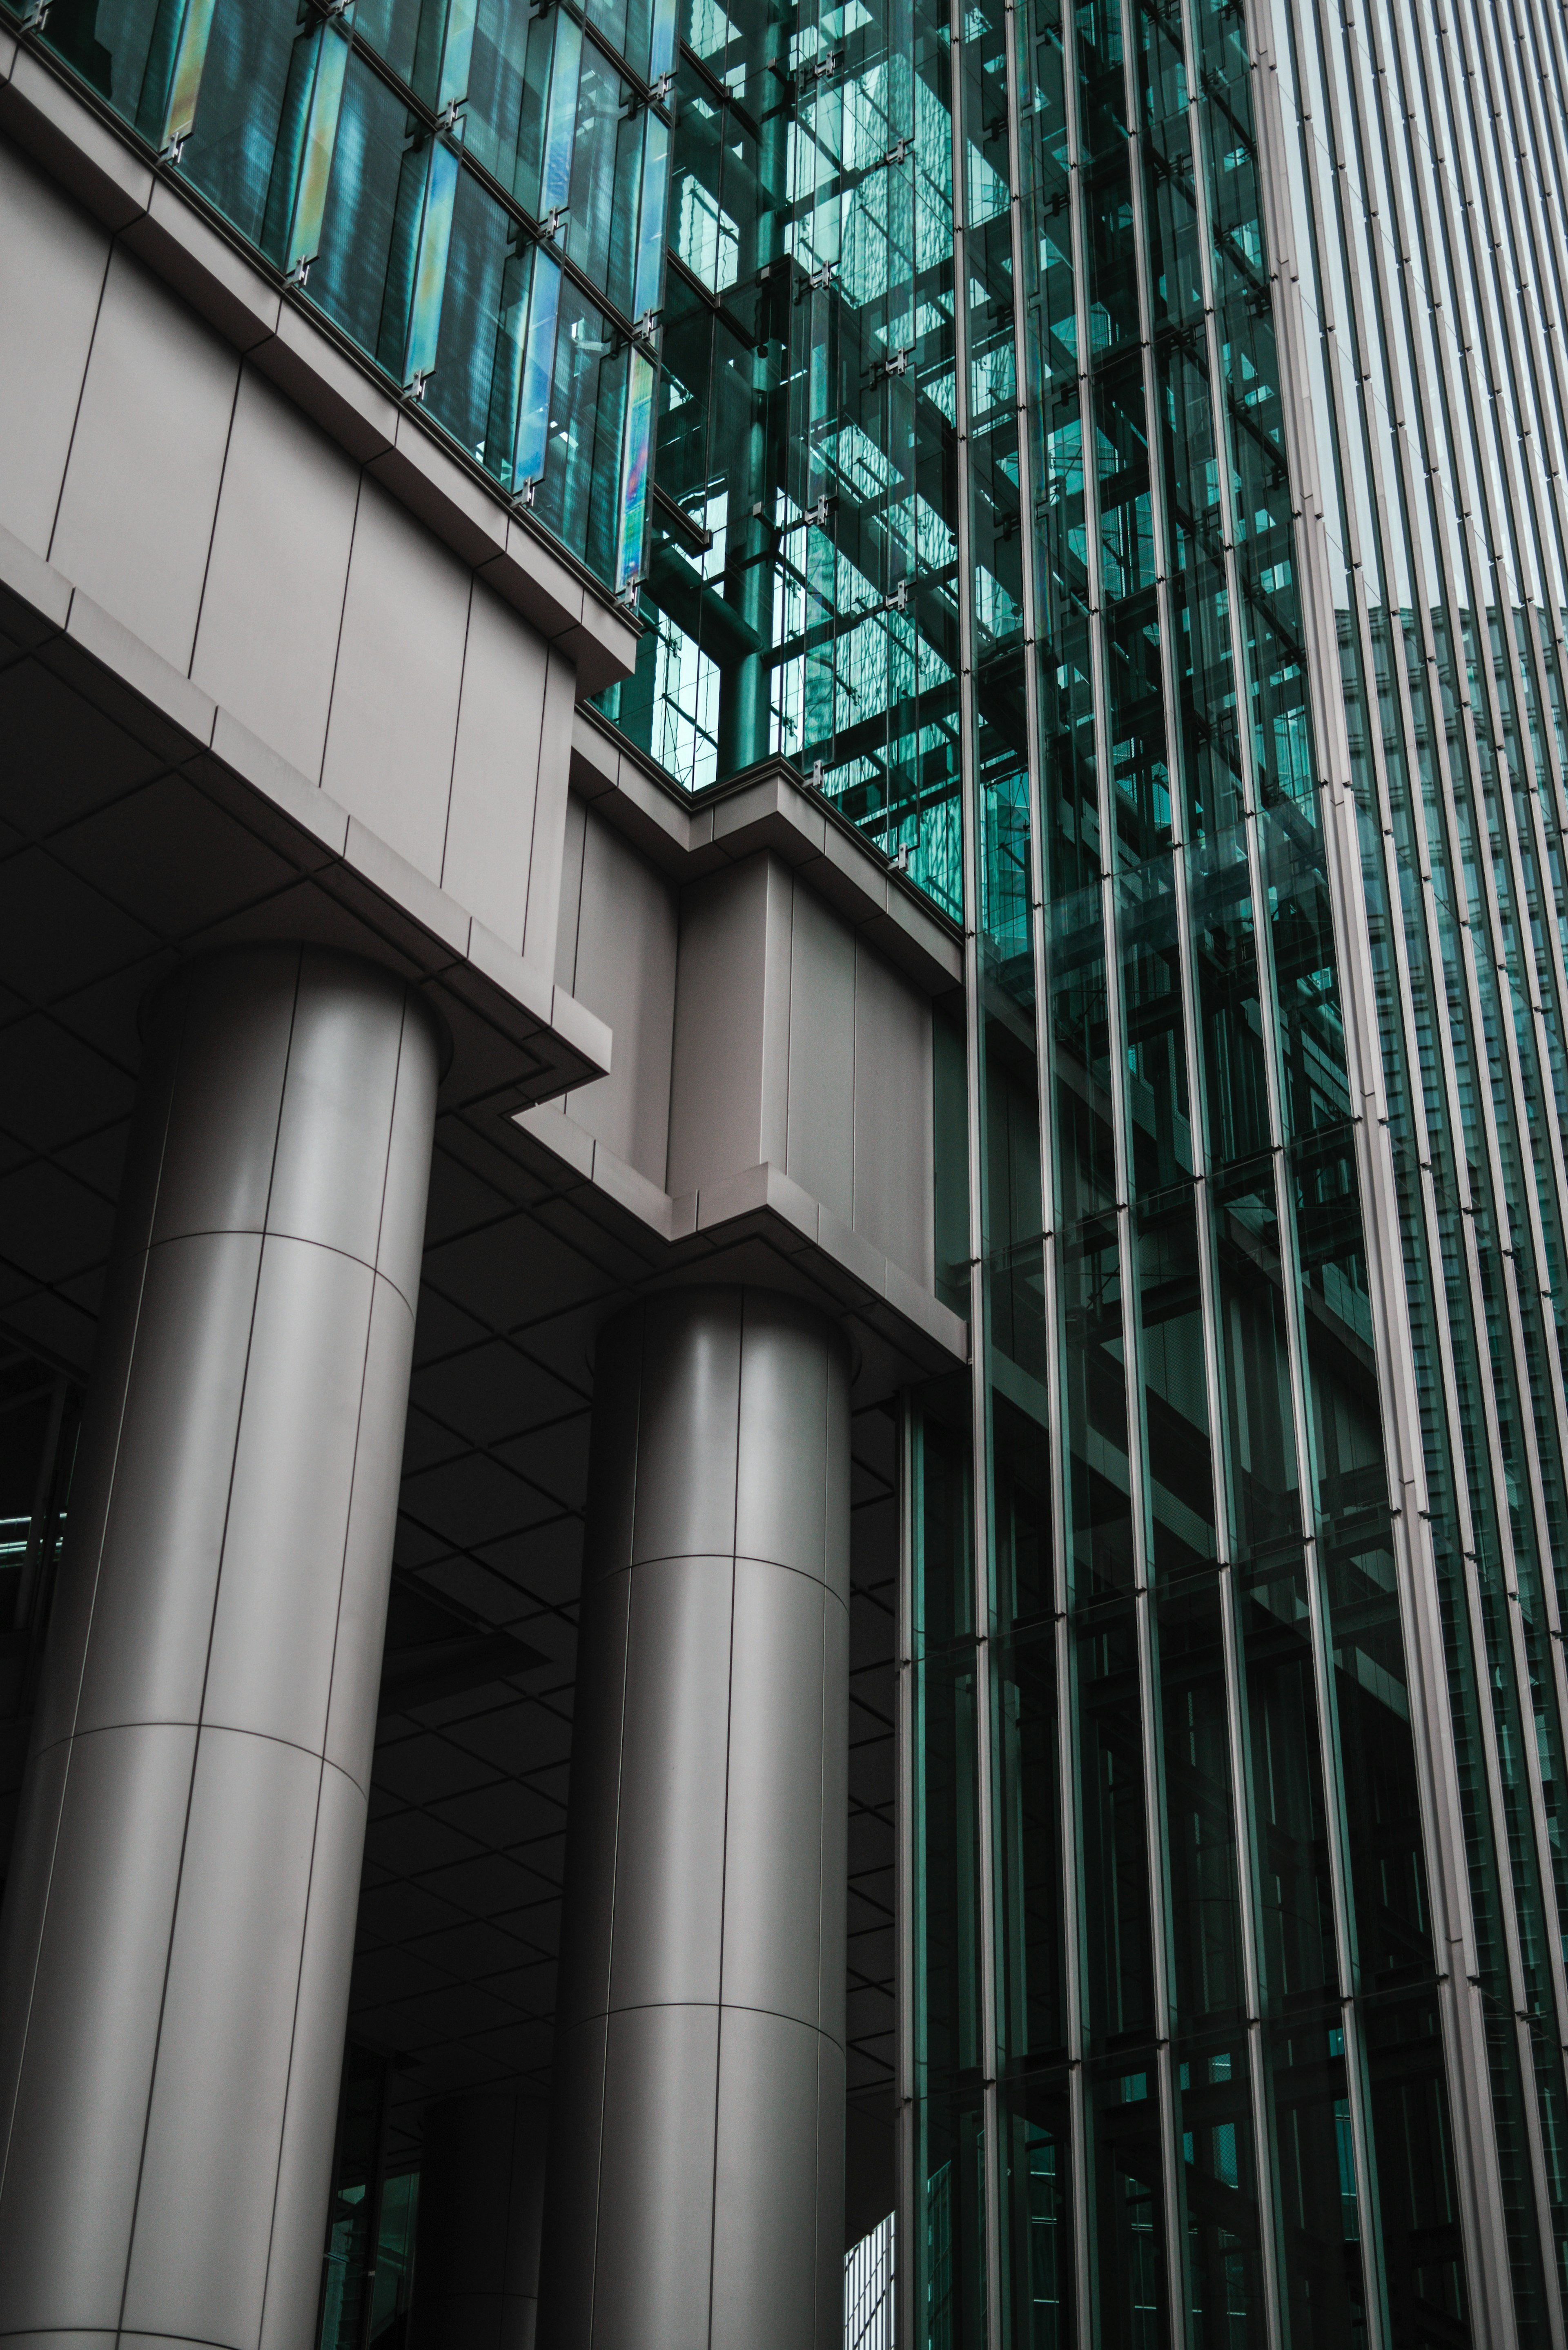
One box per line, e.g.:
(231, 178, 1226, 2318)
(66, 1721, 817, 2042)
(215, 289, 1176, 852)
(0, 0, 1567, 2343)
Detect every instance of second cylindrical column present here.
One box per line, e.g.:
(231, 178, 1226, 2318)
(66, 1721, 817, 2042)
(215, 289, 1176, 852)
(538, 1286, 851, 2350)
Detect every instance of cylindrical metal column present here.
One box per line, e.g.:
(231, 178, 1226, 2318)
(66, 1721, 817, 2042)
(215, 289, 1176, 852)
(0, 943, 440, 2350)
(413, 2095, 546, 2350)
(538, 1286, 851, 2350)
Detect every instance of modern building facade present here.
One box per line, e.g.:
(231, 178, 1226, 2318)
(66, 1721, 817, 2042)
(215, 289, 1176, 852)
(1, 0, 1567, 2346)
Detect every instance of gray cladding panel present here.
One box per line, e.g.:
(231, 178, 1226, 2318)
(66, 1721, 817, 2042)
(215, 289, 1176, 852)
(720, 1558, 826, 2030)
(145, 950, 295, 1248)
(442, 582, 550, 960)
(200, 1234, 376, 1754)
(0, 141, 107, 559)
(708, 2007, 823, 2350)
(590, 2003, 719, 2350)
(814, 2036, 848, 2347)
(0, 1724, 196, 2329)
(817, 1590, 850, 2045)
(536, 2016, 608, 2350)
(68, 1229, 263, 1743)
(50, 247, 239, 675)
(373, 980, 442, 1302)
(665, 859, 771, 1197)
(786, 878, 855, 1228)
(121, 1728, 322, 2350)
(735, 1293, 829, 1579)
(190, 367, 360, 785)
(630, 1291, 741, 1564)
(564, 807, 677, 1187)
(321, 479, 470, 885)
(267, 951, 405, 1268)
(257, 1761, 367, 2350)
(608, 1554, 734, 2013)
(852, 939, 935, 1288)
(526, 650, 577, 977)
(552, 1567, 630, 2032)
(321, 1274, 416, 1793)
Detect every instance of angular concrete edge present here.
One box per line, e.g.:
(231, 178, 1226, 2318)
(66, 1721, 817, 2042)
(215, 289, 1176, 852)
(570, 717, 964, 999)
(512, 1105, 967, 1370)
(0, 39, 638, 699)
(0, 523, 608, 1112)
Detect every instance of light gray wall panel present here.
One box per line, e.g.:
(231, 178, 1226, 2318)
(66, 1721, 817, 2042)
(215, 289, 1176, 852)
(535, 2016, 606, 2350)
(0, 1724, 196, 2328)
(321, 480, 469, 883)
(50, 249, 238, 675)
(0, 141, 107, 560)
(120, 1729, 321, 2350)
(258, 1759, 367, 2350)
(190, 368, 359, 784)
(786, 878, 855, 1228)
(666, 859, 771, 1197)
(759, 857, 793, 1166)
(817, 1589, 850, 2042)
(709, 2009, 823, 2350)
(814, 2036, 848, 2344)
(442, 583, 550, 960)
(852, 938, 934, 1286)
(321, 1278, 417, 1793)
(629, 1290, 741, 1564)
(590, 2003, 719, 2350)
(566, 808, 677, 1184)
(524, 650, 577, 977)
(720, 1561, 826, 2029)
(71, 1229, 261, 1739)
(200, 1238, 374, 1752)
(555, 793, 588, 993)
(608, 1555, 733, 2013)
(735, 1293, 831, 1579)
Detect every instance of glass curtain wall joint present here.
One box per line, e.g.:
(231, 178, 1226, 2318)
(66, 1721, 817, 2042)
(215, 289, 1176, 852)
(7, 0, 674, 594)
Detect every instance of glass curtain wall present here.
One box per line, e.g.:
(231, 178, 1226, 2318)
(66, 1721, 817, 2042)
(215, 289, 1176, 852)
(1256, 0, 1568, 2336)
(6, 0, 668, 594)
(901, 0, 1480, 2340)
(593, 0, 969, 908)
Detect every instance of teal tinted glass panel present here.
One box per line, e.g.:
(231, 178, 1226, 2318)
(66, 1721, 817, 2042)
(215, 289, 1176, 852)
(513, 249, 563, 490)
(1085, 2059, 1170, 2346)
(178, 0, 302, 243)
(1000, 2078, 1074, 2348)
(420, 163, 518, 463)
(305, 54, 413, 356)
(1159, 1576, 1243, 2027)
(994, 1626, 1065, 2065)
(1172, 2034, 1266, 2345)
(1267, 2019, 1369, 2350)
(1074, 1599, 1156, 2045)
(1237, 1552, 1337, 2004)
(1136, 1190, 1216, 1576)
(531, 279, 628, 580)
(404, 132, 461, 383)
(40, 0, 162, 109)
(916, 2089, 988, 2350)
(617, 347, 655, 589)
